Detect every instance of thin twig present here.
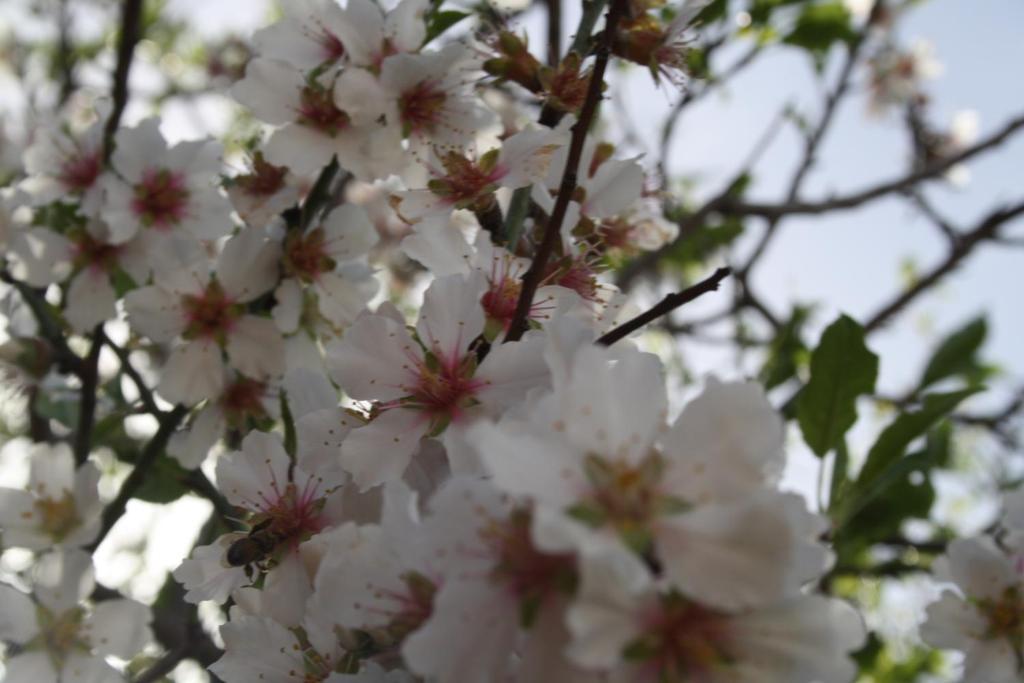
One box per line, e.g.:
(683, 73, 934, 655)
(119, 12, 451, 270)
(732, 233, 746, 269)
(721, 112, 1024, 221)
(598, 267, 731, 346)
(504, 0, 630, 343)
(101, 331, 160, 415)
(863, 199, 1024, 332)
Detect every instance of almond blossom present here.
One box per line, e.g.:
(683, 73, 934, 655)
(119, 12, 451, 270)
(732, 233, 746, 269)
(173, 429, 350, 624)
(0, 442, 101, 550)
(566, 549, 866, 682)
(395, 121, 570, 222)
(124, 228, 285, 405)
(325, 272, 549, 489)
(920, 536, 1024, 682)
(251, 0, 349, 72)
(272, 203, 380, 335)
(0, 550, 151, 683)
(333, 0, 429, 71)
(380, 43, 496, 153)
(470, 346, 829, 611)
(100, 118, 233, 245)
(231, 58, 403, 179)
(401, 476, 590, 683)
(20, 114, 106, 215)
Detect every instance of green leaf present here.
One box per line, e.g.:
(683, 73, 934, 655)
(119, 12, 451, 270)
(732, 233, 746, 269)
(758, 305, 810, 390)
(857, 389, 979, 487)
(797, 315, 878, 457)
(919, 317, 987, 390)
(783, 2, 856, 57)
(134, 455, 190, 504)
(424, 10, 471, 45)
(696, 0, 728, 23)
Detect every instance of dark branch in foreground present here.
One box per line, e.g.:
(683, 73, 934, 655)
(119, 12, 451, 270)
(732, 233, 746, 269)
(86, 405, 187, 553)
(598, 267, 732, 346)
(73, 326, 104, 465)
(504, 0, 629, 343)
(102, 0, 145, 157)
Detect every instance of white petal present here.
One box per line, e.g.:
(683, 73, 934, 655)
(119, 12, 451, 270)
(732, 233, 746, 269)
(341, 409, 426, 490)
(727, 596, 866, 683)
(111, 118, 166, 180)
(474, 334, 550, 410)
(416, 272, 486, 366)
(216, 431, 292, 510)
(272, 278, 303, 334)
(3, 652, 58, 683)
(65, 269, 116, 333)
(124, 286, 187, 343)
(325, 313, 421, 401)
(662, 377, 785, 502)
(85, 599, 151, 658)
(561, 346, 666, 463)
(0, 584, 39, 642)
(217, 228, 282, 302)
(264, 123, 336, 177)
(230, 59, 304, 125)
(401, 578, 518, 683)
(582, 158, 643, 219)
(8, 227, 73, 287)
(316, 272, 374, 327)
(320, 203, 379, 260)
(226, 316, 286, 380)
(920, 590, 986, 649)
(945, 536, 1020, 600)
(158, 340, 226, 405)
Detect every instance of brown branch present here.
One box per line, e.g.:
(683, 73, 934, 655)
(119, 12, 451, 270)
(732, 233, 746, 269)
(504, 0, 629, 343)
(103, 0, 145, 159)
(546, 0, 562, 66)
(101, 330, 160, 416)
(73, 326, 104, 466)
(86, 405, 187, 553)
(721, 112, 1024, 221)
(864, 199, 1024, 332)
(598, 267, 731, 346)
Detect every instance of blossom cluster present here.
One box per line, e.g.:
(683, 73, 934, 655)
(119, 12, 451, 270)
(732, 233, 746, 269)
(0, 0, 1009, 681)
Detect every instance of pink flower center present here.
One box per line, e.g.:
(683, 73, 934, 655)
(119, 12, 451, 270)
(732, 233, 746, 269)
(283, 227, 335, 282)
(297, 85, 351, 135)
(182, 281, 241, 341)
(410, 353, 481, 422)
(483, 508, 576, 608)
(319, 28, 345, 63)
(58, 150, 102, 193)
(132, 168, 190, 228)
(550, 258, 600, 303)
(399, 80, 447, 134)
(220, 377, 269, 428)
(632, 595, 731, 678)
(71, 230, 121, 273)
(481, 276, 522, 325)
(234, 154, 288, 198)
(979, 586, 1024, 643)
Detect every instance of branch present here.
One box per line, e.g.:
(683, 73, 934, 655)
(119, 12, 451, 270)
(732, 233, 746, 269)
(597, 267, 731, 346)
(738, 1, 881, 277)
(101, 331, 160, 415)
(721, 112, 1024, 220)
(864, 199, 1024, 332)
(73, 326, 104, 465)
(86, 405, 187, 552)
(0, 272, 83, 375)
(504, 0, 629, 343)
(546, 0, 562, 66)
(102, 0, 145, 158)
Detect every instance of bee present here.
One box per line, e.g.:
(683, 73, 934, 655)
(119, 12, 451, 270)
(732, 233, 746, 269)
(225, 517, 293, 570)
